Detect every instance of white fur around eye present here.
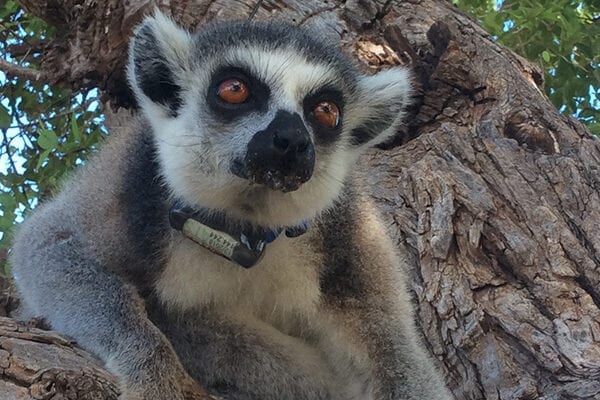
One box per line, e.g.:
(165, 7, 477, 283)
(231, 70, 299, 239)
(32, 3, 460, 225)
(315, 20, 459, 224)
(127, 12, 412, 229)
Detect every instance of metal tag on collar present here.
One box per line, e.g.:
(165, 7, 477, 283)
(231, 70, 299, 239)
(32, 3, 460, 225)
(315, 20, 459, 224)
(169, 207, 265, 268)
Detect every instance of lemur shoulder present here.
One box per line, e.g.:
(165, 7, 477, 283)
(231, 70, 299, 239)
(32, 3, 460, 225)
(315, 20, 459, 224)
(11, 12, 452, 400)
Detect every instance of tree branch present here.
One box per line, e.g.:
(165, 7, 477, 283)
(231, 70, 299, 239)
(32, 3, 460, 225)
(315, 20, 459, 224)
(5, 41, 45, 58)
(0, 58, 50, 83)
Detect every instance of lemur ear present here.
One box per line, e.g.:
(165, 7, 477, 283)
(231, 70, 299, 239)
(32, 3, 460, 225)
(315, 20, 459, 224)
(348, 67, 412, 148)
(127, 11, 193, 117)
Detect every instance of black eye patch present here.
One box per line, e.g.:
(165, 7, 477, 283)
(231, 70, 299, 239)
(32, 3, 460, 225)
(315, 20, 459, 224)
(207, 66, 270, 122)
(303, 87, 345, 146)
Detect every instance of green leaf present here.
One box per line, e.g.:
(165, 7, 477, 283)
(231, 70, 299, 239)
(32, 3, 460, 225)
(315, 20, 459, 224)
(542, 50, 551, 62)
(0, 107, 10, 128)
(37, 127, 58, 150)
(71, 113, 81, 141)
(0, 0, 19, 20)
(0, 215, 15, 231)
(0, 193, 16, 212)
(35, 149, 51, 170)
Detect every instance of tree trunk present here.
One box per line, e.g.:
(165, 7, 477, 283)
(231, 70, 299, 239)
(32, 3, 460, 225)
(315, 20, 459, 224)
(7, 0, 600, 399)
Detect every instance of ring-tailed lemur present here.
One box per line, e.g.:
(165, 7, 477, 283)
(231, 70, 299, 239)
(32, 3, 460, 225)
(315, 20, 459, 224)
(10, 12, 452, 400)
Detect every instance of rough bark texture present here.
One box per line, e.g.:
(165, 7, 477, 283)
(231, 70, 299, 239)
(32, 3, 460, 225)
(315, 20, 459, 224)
(6, 0, 600, 399)
(0, 316, 119, 400)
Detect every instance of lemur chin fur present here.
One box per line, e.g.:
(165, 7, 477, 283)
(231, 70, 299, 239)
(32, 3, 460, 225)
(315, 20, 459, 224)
(11, 11, 452, 400)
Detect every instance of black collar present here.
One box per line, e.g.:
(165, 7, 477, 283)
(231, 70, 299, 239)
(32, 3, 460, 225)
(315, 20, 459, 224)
(169, 202, 309, 268)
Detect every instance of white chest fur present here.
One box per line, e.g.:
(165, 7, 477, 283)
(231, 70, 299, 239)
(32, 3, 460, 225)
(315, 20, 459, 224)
(155, 231, 323, 326)
(156, 229, 375, 400)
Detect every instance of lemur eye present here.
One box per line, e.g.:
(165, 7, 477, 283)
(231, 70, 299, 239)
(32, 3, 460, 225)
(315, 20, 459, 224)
(217, 78, 249, 104)
(312, 101, 339, 128)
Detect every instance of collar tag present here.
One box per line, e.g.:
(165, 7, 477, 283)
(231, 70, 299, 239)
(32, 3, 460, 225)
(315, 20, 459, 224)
(169, 205, 310, 269)
(170, 208, 265, 268)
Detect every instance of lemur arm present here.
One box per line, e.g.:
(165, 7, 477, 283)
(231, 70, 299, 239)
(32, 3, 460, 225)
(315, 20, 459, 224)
(319, 301, 452, 400)
(10, 202, 206, 400)
(149, 306, 336, 400)
(316, 202, 452, 400)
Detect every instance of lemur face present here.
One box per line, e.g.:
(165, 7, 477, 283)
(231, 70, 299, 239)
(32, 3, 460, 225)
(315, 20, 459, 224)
(128, 13, 411, 227)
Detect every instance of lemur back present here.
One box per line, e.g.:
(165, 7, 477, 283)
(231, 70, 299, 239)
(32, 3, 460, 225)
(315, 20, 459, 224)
(11, 13, 452, 400)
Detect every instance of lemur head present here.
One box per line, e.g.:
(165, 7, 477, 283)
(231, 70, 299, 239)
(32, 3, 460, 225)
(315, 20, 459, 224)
(128, 12, 411, 228)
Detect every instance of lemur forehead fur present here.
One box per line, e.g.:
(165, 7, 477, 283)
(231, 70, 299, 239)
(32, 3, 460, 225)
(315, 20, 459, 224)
(129, 13, 411, 228)
(10, 12, 452, 400)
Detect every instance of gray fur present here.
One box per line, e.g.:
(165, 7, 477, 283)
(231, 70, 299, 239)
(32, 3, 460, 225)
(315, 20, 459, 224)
(11, 12, 451, 400)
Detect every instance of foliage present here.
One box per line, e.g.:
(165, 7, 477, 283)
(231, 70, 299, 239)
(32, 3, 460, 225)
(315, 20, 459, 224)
(454, 0, 600, 134)
(0, 1, 105, 273)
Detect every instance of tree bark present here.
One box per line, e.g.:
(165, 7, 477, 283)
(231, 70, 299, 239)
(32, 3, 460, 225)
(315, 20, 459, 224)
(0, 316, 119, 400)
(7, 0, 600, 399)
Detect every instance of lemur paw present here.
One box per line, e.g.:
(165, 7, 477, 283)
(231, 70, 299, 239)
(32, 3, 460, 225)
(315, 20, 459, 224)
(181, 374, 211, 400)
(117, 360, 209, 400)
(119, 377, 209, 400)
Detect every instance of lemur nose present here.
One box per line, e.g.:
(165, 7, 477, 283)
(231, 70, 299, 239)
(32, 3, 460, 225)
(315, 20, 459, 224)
(272, 130, 309, 155)
(238, 110, 315, 192)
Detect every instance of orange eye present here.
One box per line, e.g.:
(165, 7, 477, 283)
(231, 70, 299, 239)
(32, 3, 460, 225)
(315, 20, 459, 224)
(313, 101, 340, 128)
(217, 78, 249, 104)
